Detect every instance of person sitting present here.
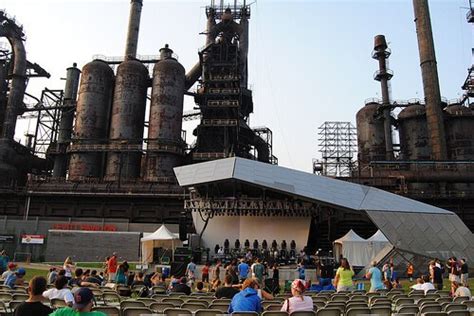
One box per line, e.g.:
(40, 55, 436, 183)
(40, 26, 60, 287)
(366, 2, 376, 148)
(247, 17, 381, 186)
(392, 278, 402, 289)
(452, 281, 472, 299)
(47, 267, 58, 284)
(1, 262, 17, 281)
(43, 276, 74, 307)
(5, 268, 26, 289)
(210, 278, 222, 293)
(281, 279, 313, 313)
(420, 275, 435, 294)
(131, 272, 146, 287)
(15, 276, 53, 316)
(49, 287, 106, 315)
(195, 281, 206, 293)
(383, 280, 393, 290)
(69, 268, 99, 288)
(410, 278, 424, 291)
(171, 277, 191, 295)
(216, 275, 238, 298)
(85, 270, 102, 286)
(228, 278, 262, 313)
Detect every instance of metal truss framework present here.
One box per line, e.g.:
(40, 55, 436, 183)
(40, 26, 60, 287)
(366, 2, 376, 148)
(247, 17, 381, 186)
(316, 121, 357, 177)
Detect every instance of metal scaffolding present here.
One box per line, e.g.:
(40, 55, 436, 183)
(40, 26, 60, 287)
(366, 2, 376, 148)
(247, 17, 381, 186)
(316, 121, 357, 177)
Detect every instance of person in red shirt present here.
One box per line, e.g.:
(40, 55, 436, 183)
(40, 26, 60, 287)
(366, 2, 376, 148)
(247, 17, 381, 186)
(107, 253, 118, 283)
(202, 262, 210, 283)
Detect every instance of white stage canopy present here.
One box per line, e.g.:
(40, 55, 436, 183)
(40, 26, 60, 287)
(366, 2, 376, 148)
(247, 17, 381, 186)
(334, 229, 392, 267)
(333, 229, 369, 267)
(141, 225, 182, 264)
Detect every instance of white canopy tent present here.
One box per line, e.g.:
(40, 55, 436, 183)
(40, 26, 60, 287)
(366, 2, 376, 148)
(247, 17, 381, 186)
(333, 229, 371, 267)
(141, 225, 182, 264)
(367, 230, 391, 262)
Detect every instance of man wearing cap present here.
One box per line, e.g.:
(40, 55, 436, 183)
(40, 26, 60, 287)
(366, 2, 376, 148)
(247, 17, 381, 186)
(5, 267, 26, 289)
(14, 276, 53, 316)
(1, 262, 17, 281)
(50, 287, 106, 315)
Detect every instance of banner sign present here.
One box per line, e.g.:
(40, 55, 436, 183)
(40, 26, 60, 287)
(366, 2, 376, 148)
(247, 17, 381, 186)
(52, 223, 117, 232)
(21, 234, 45, 245)
(0, 235, 14, 243)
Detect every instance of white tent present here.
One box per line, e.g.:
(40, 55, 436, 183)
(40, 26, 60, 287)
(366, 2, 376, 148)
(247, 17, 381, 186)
(366, 230, 391, 263)
(141, 225, 182, 264)
(333, 229, 371, 267)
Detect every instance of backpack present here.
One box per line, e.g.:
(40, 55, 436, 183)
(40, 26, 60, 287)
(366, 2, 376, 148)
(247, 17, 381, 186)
(138, 286, 150, 298)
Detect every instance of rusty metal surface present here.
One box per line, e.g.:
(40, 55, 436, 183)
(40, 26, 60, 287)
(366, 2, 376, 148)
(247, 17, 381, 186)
(398, 104, 431, 161)
(413, 0, 447, 160)
(69, 60, 114, 181)
(124, 0, 143, 58)
(356, 102, 386, 164)
(53, 64, 81, 177)
(444, 104, 474, 160)
(105, 59, 148, 181)
(145, 49, 185, 180)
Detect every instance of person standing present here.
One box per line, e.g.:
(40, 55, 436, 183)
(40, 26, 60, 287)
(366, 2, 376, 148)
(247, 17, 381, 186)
(201, 262, 210, 283)
(213, 260, 222, 281)
(186, 259, 197, 281)
(49, 287, 106, 316)
(296, 262, 305, 281)
(382, 262, 392, 282)
(365, 261, 384, 292)
(63, 257, 75, 281)
(333, 258, 354, 292)
(280, 279, 313, 314)
(238, 259, 249, 283)
(0, 251, 9, 274)
(14, 276, 53, 316)
(107, 253, 118, 283)
(460, 259, 469, 286)
(430, 261, 443, 290)
(447, 257, 460, 283)
(407, 263, 414, 282)
(251, 259, 265, 285)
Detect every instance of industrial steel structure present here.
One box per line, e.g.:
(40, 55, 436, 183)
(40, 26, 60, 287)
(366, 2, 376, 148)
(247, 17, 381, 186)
(347, 0, 474, 230)
(0, 1, 275, 227)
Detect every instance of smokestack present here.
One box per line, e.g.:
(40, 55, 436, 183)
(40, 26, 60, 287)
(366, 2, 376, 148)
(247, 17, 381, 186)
(413, 0, 447, 160)
(373, 35, 394, 160)
(124, 0, 143, 58)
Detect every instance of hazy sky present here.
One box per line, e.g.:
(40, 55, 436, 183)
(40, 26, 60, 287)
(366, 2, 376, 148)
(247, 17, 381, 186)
(3, 0, 472, 172)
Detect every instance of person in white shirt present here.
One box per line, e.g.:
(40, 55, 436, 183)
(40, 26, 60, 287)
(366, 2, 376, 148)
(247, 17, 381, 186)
(452, 281, 472, 300)
(410, 278, 424, 291)
(281, 279, 313, 314)
(42, 276, 74, 306)
(420, 275, 435, 294)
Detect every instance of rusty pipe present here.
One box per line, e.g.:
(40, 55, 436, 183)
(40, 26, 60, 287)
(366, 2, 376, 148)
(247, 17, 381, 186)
(239, 9, 249, 89)
(185, 61, 202, 90)
(125, 0, 143, 58)
(413, 0, 447, 160)
(0, 29, 26, 140)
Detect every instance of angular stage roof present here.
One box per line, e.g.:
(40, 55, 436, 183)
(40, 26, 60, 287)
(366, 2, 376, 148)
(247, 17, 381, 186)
(174, 157, 474, 261)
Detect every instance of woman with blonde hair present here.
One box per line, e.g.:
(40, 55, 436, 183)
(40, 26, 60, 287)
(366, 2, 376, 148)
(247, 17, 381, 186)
(62, 257, 75, 281)
(281, 279, 313, 313)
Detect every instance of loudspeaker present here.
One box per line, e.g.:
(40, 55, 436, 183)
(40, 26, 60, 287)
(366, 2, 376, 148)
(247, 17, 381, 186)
(170, 262, 186, 278)
(179, 214, 187, 241)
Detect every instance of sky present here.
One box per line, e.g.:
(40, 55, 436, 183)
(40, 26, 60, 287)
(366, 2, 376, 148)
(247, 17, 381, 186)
(2, 0, 472, 173)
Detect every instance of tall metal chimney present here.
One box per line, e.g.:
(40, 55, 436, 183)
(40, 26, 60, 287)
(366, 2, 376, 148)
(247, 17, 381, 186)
(373, 35, 394, 160)
(413, 0, 447, 160)
(124, 0, 143, 58)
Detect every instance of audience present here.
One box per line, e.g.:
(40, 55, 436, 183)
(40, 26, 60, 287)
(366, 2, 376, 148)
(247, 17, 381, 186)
(452, 281, 472, 299)
(365, 260, 384, 292)
(85, 270, 102, 285)
(42, 276, 74, 306)
(5, 268, 26, 288)
(228, 278, 262, 313)
(50, 287, 106, 315)
(1, 262, 17, 280)
(131, 271, 146, 287)
(69, 268, 98, 288)
(215, 274, 239, 298)
(195, 281, 206, 293)
(171, 277, 191, 295)
(411, 278, 424, 291)
(334, 258, 354, 292)
(281, 279, 313, 313)
(14, 276, 53, 316)
(47, 267, 58, 284)
(420, 275, 435, 294)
